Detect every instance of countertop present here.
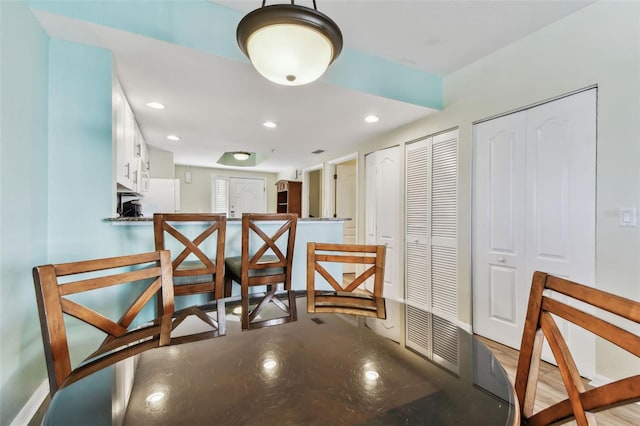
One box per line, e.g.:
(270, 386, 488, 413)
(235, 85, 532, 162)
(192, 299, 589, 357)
(106, 216, 350, 222)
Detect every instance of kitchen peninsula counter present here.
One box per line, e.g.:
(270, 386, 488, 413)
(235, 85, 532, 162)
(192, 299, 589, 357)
(104, 216, 348, 295)
(105, 217, 348, 223)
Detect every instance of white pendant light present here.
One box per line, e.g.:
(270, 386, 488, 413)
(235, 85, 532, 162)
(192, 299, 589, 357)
(237, 2, 343, 86)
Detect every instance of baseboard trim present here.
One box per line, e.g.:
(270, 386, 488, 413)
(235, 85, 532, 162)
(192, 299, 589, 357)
(457, 321, 473, 334)
(10, 379, 48, 426)
(588, 374, 611, 387)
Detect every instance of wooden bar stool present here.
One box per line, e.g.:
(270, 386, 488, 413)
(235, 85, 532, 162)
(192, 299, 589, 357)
(515, 271, 640, 425)
(33, 250, 175, 396)
(224, 213, 297, 330)
(307, 242, 386, 319)
(154, 213, 227, 343)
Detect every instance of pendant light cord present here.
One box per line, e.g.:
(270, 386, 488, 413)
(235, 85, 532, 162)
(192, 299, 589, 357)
(261, 1, 319, 11)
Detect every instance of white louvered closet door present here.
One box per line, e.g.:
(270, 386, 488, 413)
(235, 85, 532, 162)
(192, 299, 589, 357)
(405, 129, 459, 373)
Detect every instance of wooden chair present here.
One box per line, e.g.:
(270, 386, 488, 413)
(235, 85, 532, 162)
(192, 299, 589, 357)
(153, 213, 227, 343)
(33, 250, 175, 396)
(307, 242, 386, 319)
(514, 271, 640, 425)
(224, 213, 298, 330)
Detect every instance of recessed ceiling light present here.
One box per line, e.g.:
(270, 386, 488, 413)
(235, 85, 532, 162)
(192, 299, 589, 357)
(263, 121, 277, 129)
(365, 115, 379, 123)
(146, 102, 165, 110)
(167, 135, 180, 141)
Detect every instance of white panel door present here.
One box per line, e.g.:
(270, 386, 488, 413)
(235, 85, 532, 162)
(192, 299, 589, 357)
(228, 177, 266, 218)
(473, 112, 527, 347)
(525, 90, 597, 375)
(365, 146, 401, 341)
(372, 146, 400, 300)
(473, 89, 596, 376)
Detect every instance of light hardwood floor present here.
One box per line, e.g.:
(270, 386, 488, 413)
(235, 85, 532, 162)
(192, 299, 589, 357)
(476, 335, 640, 425)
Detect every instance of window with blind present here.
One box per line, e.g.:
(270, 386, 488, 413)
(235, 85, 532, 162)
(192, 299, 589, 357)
(211, 176, 229, 214)
(405, 129, 459, 373)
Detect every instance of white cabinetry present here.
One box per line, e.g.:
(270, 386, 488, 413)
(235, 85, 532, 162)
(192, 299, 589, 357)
(134, 123, 150, 193)
(113, 75, 148, 193)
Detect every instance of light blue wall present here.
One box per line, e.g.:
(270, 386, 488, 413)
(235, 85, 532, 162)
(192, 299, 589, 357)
(0, 1, 50, 423)
(29, 0, 442, 109)
(47, 39, 119, 263)
(0, 3, 393, 422)
(0, 10, 159, 422)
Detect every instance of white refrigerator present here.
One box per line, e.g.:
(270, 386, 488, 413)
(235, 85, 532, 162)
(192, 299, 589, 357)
(141, 178, 181, 217)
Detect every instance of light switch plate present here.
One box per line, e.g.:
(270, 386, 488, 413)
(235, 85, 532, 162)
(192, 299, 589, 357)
(619, 208, 637, 227)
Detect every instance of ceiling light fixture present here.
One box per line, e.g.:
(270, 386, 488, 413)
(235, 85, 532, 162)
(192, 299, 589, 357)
(233, 151, 251, 161)
(364, 115, 379, 123)
(263, 121, 277, 128)
(167, 135, 180, 141)
(237, 1, 343, 86)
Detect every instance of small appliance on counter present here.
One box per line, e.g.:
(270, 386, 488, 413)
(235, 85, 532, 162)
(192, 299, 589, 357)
(121, 199, 143, 217)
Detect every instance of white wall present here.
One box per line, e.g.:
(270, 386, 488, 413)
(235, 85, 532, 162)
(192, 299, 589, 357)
(175, 164, 279, 213)
(296, 1, 640, 380)
(148, 146, 175, 179)
(440, 1, 639, 380)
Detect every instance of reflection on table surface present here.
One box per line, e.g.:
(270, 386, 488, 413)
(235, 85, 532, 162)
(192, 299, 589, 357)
(44, 294, 517, 426)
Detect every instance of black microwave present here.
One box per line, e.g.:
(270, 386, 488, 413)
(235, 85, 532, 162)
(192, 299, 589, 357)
(121, 199, 143, 217)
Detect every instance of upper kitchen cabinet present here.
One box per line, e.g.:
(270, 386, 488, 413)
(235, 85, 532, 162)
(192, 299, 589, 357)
(135, 129, 150, 193)
(113, 75, 148, 193)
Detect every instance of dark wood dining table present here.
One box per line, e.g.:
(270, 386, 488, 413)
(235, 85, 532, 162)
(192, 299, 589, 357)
(43, 294, 518, 425)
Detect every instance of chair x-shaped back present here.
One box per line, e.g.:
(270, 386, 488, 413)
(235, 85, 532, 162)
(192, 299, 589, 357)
(307, 242, 386, 319)
(225, 213, 297, 330)
(515, 271, 640, 425)
(33, 250, 175, 396)
(154, 213, 227, 343)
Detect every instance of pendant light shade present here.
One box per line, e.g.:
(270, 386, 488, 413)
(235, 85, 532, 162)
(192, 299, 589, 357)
(237, 3, 343, 86)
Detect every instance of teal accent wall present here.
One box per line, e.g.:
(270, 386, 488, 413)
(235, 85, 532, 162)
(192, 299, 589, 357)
(0, 10, 158, 422)
(29, 0, 245, 61)
(0, 1, 50, 423)
(325, 47, 443, 110)
(29, 0, 443, 109)
(47, 39, 119, 263)
(1, 2, 434, 422)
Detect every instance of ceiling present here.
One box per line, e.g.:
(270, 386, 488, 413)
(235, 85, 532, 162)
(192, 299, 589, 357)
(33, 1, 593, 173)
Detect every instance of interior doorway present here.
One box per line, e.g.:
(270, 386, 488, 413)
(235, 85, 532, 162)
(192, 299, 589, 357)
(327, 153, 358, 268)
(211, 176, 266, 218)
(303, 165, 323, 218)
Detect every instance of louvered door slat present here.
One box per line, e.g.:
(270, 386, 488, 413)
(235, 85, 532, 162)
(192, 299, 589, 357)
(405, 129, 459, 374)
